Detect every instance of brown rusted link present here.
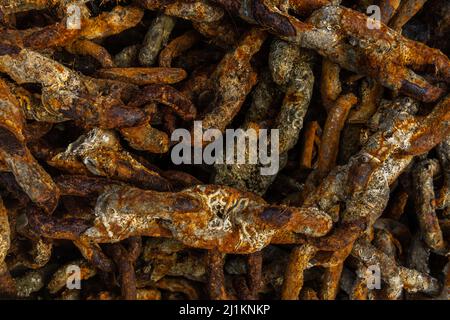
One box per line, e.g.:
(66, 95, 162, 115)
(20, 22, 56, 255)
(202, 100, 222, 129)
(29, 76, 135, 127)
(139, 14, 176, 67)
(0, 78, 60, 213)
(8, 83, 64, 123)
(165, 1, 224, 22)
(436, 137, 450, 210)
(320, 243, 353, 300)
(0, 196, 9, 265)
(192, 18, 240, 48)
(300, 94, 358, 200)
(120, 122, 170, 154)
(348, 0, 388, 123)
(374, 228, 399, 259)
(211, 2, 449, 102)
(54, 175, 123, 197)
(106, 244, 137, 300)
(66, 40, 115, 68)
(80, 6, 144, 40)
(348, 78, 384, 124)
(42, 184, 332, 253)
(129, 84, 197, 121)
(273, 45, 315, 154)
(0, 3, 88, 49)
(140, 0, 224, 22)
(320, 261, 344, 300)
(241, 251, 262, 299)
(349, 263, 369, 300)
(114, 45, 140, 68)
(374, 218, 412, 252)
(48, 128, 171, 191)
(210, 0, 312, 37)
(320, 58, 341, 111)
(159, 31, 200, 68)
(96, 67, 187, 85)
(301, 97, 444, 232)
(207, 250, 228, 300)
(379, 0, 402, 24)
(200, 28, 267, 133)
(13, 235, 53, 270)
(20, 5, 143, 49)
(272, 219, 366, 253)
(27, 206, 91, 241)
(280, 244, 316, 300)
(412, 159, 445, 251)
(126, 237, 143, 264)
(72, 239, 115, 273)
(402, 95, 450, 156)
(299, 121, 320, 169)
(304, 6, 448, 102)
(179, 65, 215, 103)
(352, 239, 441, 296)
(0, 197, 16, 297)
(0, 49, 146, 129)
(119, 103, 170, 154)
(0, 0, 56, 14)
(316, 93, 357, 179)
(160, 170, 203, 189)
(21, 21, 81, 50)
(0, 0, 94, 15)
(389, 0, 428, 31)
(288, 0, 335, 15)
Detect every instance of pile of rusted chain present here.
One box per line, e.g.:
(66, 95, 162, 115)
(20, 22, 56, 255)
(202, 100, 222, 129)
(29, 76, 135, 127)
(0, 0, 448, 300)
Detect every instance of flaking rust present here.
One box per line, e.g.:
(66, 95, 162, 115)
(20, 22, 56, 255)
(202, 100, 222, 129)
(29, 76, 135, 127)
(199, 27, 267, 134)
(0, 79, 60, 213)
(211, 1, 449, 102)
(29, 184, 332, 253)
(214, 41, 314, 195)
(0, 0, 449, 301)
(48, 128, 171, 191)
